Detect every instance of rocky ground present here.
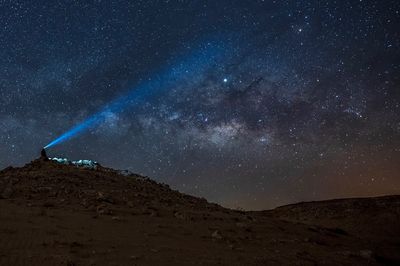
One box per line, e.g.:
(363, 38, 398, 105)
(0, 158, 399, 265)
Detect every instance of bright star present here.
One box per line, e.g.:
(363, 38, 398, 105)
(223, 78, 228, 83)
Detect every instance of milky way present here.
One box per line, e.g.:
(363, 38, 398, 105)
(0, 0, 399, 209)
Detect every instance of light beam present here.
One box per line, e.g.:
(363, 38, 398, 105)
(44, 41, 226, 149)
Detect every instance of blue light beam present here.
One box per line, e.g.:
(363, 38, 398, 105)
(44, 42, 226, 149)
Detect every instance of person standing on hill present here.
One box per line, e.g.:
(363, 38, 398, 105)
(40, 148, 48, 160)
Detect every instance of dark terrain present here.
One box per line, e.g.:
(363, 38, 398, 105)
(0, 158, 399, 265)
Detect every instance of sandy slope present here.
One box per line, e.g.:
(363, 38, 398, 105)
(0, 159, 399, 265)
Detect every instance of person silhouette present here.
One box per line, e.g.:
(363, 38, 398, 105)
(40, 148, 48, 160)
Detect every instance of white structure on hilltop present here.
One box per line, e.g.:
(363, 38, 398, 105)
(50, 157, 99, 169)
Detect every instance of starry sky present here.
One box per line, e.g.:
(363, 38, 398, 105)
(1, 0, 399, 210)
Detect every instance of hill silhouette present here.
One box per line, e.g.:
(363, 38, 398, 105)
(0, 158, 399, 265)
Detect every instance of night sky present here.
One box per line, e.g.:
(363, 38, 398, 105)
(1, 0, 399, 209)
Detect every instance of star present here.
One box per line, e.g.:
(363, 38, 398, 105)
(0, 0, 398, 210)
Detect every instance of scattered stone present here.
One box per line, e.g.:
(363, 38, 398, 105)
(212, 230, 223, 240)
(359, 250, 373, 259)
(96, 192, 114, 204)
(111, 216, 122, 221)
(174, 211, 186, 220)
(96, 205, 112, 215)
(37, 186, 53, 193)
(338, 251, 353, 256)
(246, 215, 256, 221)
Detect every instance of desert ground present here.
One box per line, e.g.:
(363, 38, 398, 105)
(0, 159, 399, 265)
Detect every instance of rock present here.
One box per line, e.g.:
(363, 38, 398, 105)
(359, 250, 373, 259)
(37, 186, 53, 193)
(174, 211, 186, 220)
(96, 205, 112, 215)
(228, 244, 235, 250)
(96, 192, 114, 204)
(236, 222, 252, 231)
(111, 216, 122, 221)
(130, 255, 141, 260)
(340, 251, 352, 256)
(212, 230, 223, 240)
(81, 199, 89, 207)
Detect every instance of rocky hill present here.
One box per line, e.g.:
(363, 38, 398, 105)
(0, 158, 399, 265)
(0, 158, 224, 218)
